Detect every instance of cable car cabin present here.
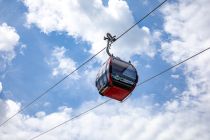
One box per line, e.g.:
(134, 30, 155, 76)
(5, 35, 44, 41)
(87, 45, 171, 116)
(95, 56, 138, 101)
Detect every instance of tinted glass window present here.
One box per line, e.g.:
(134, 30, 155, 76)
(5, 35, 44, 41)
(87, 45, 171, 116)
(112, 59, 137, 81)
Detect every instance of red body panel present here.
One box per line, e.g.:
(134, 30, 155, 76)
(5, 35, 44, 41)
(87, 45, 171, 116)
(101, 85, 135, 101)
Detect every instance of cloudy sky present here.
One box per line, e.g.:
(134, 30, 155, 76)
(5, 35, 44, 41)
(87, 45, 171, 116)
(0, 0, 210, 139)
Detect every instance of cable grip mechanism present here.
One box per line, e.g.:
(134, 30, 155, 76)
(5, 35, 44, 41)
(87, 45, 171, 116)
(104, 33, 116, 56)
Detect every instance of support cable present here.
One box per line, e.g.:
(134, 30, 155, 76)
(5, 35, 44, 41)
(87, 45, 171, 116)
(115, 0, 168, 42)
(30, 99, 111, 140)
(137, 47, 210, 86)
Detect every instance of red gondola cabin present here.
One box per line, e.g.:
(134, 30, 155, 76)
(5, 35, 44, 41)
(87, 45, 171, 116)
(95, 56, 138, 101)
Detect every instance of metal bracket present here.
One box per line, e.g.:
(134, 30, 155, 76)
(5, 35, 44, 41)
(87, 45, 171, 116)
(104, 33, 116, 56)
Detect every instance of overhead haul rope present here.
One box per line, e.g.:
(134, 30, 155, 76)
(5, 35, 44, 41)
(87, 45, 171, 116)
(0, 0, 168, 128)
(30, 46, 210, 140)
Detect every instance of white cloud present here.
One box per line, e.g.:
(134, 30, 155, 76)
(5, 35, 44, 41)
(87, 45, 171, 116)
(43, 102, 50, 107)
(19, 44, 27, 55)
(164, 84, 178, 94)
(0, 23, 20, 70)
(47, 46, 79, 79)
(35, 111, 46, 118)
(145, 64, 151, 69)
(160, 0, 210, 137)
(0, 99, 7, 123)
(0, 23, 19, 52)
(161, 0, 210, 99)
(83, 65, 99, 89)
(0, 82, 2, 93)
(171, 74, 179, 79)
(161, 0, 210, 65)
(171, 87, 178, 94)
(22, 0, 156, 62)
(0, 98, 209, 140)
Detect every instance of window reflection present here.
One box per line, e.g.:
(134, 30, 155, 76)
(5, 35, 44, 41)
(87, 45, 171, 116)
(112, 59, 137, 81)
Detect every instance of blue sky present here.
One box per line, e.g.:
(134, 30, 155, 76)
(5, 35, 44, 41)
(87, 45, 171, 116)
(0, 0, 210, 140)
